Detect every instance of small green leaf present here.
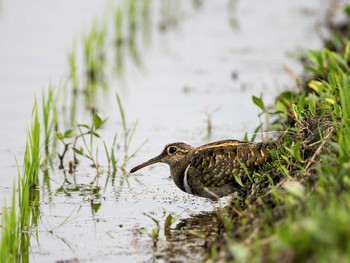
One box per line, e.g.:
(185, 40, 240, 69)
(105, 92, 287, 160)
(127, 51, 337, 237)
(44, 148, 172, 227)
(304, 65, 317, 74)
(55, 132, 63, 140)
(72, 147, 84, 156)
(307, 50, 322, 68)
(252, 96, 265, 111)
(78, 124, 90, 129)
(233, 172, 244, 187)
(92, 202, 102, 213)
(64, 129, 74, 138)
(164, 214, 181, 231)
(292, 140, 303, 162)
(92, 132, 101, 138)
(275, 100, 288, 120)
(285, 140, 303, 163)
(93, 113, 103, 129)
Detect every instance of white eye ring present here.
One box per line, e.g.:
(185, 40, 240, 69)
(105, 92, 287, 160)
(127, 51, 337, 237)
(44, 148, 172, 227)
(167, 146, 177, 155)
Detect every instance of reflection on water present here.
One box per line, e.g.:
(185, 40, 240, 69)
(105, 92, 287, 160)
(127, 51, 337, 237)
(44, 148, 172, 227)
(160, 211, 219, 262)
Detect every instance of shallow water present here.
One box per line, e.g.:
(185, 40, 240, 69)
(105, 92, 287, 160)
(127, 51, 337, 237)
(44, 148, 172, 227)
(0, 0, 327, 262)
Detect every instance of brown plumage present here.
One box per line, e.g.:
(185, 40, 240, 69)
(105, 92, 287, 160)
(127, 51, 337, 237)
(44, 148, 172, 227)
(130, 139, 276, 199)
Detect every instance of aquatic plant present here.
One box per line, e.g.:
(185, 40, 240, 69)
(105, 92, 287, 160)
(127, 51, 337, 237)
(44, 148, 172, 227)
(54, 93, 146, 177)
(116, 93, 147, 170)
(0, 102, 42, 263)
(141, 212, 181, 248)
(22, 102, 41, 189)
(83, 20, 108, 108)
(114, 0, 145, 76)
(55, 129, 74, 169)
(67, 45, 79, 125)
(55, 112, 107, 173)
(42, 85, 57, 158)
(0, 187, 21, 263)
(73, 113, 108, 173)
(141, 213, 160, 247)
(103, 134, 118, 176)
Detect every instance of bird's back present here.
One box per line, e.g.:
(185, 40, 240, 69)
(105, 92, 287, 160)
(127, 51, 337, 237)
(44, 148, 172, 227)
(184, 140, 276, 198)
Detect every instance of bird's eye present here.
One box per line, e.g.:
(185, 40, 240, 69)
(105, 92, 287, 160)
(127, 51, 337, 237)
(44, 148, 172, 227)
(167, 146, 177, 155)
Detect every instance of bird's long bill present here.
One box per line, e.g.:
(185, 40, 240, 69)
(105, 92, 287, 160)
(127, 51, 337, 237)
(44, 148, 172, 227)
(130, 155, 163, 173)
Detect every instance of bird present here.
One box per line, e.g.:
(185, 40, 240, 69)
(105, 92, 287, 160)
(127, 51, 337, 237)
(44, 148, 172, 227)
(130, 139, 276, 199)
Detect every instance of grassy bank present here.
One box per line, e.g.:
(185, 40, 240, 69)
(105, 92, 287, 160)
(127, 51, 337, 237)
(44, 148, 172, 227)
(209, 6, 350, 263)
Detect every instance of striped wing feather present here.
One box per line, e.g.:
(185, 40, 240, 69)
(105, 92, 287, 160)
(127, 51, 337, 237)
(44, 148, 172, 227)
(186, 140, 273, 197)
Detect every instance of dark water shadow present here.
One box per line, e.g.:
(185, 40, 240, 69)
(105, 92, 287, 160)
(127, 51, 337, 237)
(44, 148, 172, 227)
(157, 211, 220, 262)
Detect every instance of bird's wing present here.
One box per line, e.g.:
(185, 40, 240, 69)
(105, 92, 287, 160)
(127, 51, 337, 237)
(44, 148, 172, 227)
(188, 140, 273, 187)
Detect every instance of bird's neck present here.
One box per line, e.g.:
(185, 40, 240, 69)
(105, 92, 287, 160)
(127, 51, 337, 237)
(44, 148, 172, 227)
(169, 156, 192, 192)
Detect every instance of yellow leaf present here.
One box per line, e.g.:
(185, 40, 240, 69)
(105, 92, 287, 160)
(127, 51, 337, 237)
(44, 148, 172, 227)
(325, 98, 335, 105)
(308, 80, 322, 93)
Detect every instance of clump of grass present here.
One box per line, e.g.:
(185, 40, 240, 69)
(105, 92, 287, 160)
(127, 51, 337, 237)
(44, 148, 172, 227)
(0, 187, 21, 263)
(0, 102, 42, 262)
(23, 101, 42, 189)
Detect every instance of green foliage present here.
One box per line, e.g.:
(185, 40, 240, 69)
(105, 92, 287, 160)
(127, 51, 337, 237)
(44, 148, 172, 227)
(73, 113, 108, 172)
(23, 102, 41, 188)
(103, 135, 118, 176)
(141, 211, 181, 247)
(1, 102, 42, 263)
(305, 48, 349, 79)
(0, 188, 21, 263)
